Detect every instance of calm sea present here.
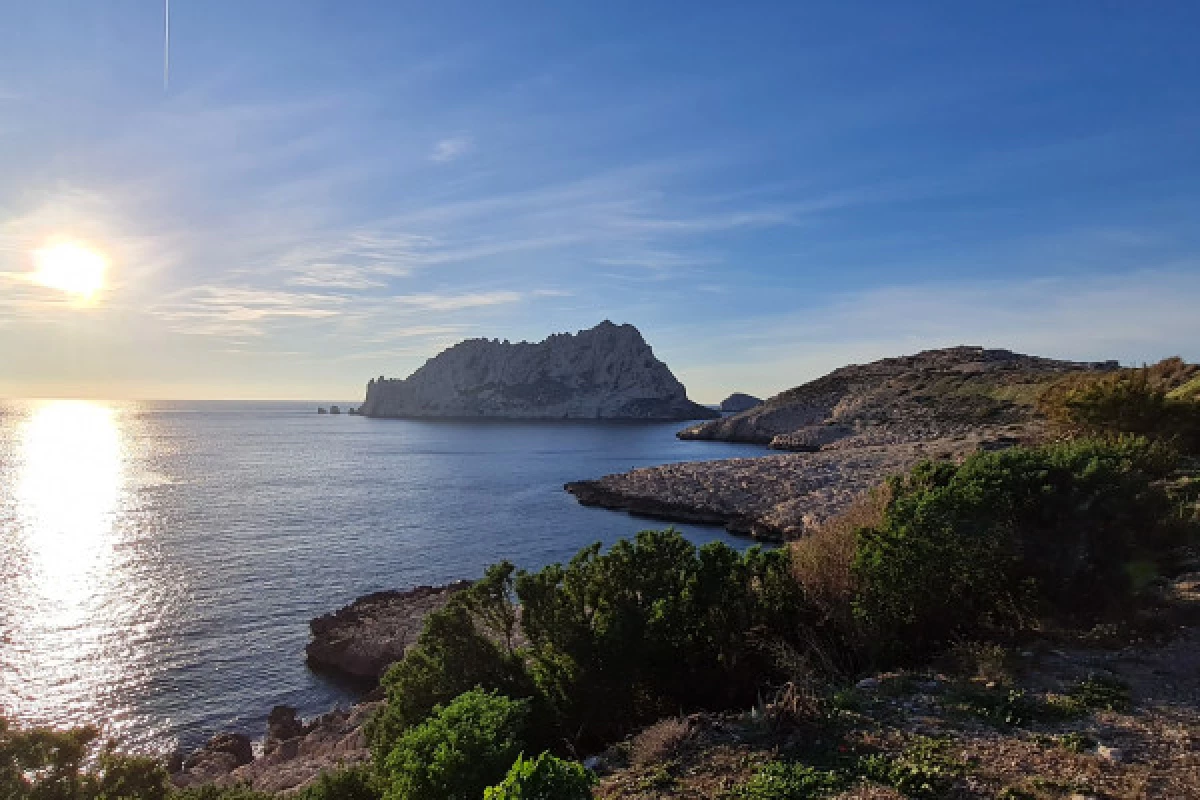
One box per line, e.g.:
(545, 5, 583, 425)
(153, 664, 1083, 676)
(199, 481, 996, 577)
(0, 399, 763, 753)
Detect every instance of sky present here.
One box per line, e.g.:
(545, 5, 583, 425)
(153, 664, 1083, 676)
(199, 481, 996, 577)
(1, 1, 1198, 402)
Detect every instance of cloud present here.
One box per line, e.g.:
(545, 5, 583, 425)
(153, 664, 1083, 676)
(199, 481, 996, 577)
(671, 268, 1200, 402)
(430, 135, 473, 163)
(392, 290, 522, 311)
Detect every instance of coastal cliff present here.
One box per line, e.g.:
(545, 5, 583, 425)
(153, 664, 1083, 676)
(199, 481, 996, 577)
(360, 321, 717, 421)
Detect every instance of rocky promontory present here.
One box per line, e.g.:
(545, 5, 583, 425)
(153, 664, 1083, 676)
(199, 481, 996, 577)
(360, 321, 718, 421)
(569, 346, 1120, 539)
(720, 392, 763, 412)
(306, 583, 469, 682)
(681, 346, 1117, 449)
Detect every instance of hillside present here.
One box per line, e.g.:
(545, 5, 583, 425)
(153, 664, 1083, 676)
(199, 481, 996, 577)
(679, 346, 1117, 450)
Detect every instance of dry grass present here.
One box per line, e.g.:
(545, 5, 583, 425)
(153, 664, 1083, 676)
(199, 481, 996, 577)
(629, 717, 693, 768)
(790, 485, 890, 632)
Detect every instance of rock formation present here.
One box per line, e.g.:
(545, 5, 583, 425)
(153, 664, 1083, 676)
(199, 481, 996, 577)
(569, 346, 1119, 539)
(680, 346, 1116, 449)
(306, 583, 470, 682)
(360, 321, 718, 421)
(720, 393, 763, 413)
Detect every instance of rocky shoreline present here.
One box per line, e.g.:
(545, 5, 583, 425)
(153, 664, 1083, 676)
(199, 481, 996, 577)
(567, 428, 1025, 540)
(305, 582, 469, 682)
(174, 583, 470, 793)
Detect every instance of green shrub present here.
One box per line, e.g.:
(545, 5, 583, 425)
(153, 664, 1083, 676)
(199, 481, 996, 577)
(1039, 361, 1200, 452)
(1068, 674, 1132, 712)
(369, 563, 537, 760)
(379, 688, 529, 800)
(0, 717, 171, 800)
(482, 752, 596, 799)
(853, 437, 1177, 660)
(726, 761, 848, 799)
(299, 765, 382, 800)
(857, 737, 964, 799)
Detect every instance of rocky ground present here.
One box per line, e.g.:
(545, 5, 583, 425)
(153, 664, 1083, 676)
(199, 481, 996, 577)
(594, 574, 1200, 799)
(567, 427, 1026, 539)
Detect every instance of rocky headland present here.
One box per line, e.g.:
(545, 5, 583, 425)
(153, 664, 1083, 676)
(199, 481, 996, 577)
(719, 392, 763, 413)
(568, 346, 1119, 539)
(360, 321, 717, 420)
(306, 582, 469, 682)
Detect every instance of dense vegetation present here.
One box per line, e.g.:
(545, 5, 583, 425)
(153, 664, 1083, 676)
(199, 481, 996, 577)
(6, 359, 1198, 799)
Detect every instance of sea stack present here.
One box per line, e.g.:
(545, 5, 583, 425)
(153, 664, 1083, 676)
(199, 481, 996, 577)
(360, 321, 718, 421)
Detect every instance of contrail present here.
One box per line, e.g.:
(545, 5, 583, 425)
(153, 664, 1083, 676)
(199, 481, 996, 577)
(164, 0, 170, 91)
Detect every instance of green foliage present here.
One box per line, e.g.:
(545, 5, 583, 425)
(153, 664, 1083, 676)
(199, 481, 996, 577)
(369, 564, 536, 760)
(853, 437, 1177, 659)
(943, 684, 1079, 729)
(0, 717, 171, 800)
(856, 737, 964, 799)
(482, 752, 596, 800)
(1038, 361, 1200, 453)
(515, 531, 819, 745)
(726, 761, 848, 799)
(379, 688, 529, 800)
(298, 765, 382, 800)
(1068, 674, 1132, 712)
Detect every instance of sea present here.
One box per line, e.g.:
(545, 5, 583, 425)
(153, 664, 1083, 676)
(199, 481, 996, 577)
(0, 399, 764, 753)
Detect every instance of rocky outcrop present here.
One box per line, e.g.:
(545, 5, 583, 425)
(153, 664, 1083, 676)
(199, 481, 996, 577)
(720, 393, 763, 413)
(680, 346, 1117, 450)
(567, 429, 1023, 540)
(173, 733, 254, 787)
(361, 321, 718, 421)
(306, 583, 469, 682)
(173, 703, 381, 794)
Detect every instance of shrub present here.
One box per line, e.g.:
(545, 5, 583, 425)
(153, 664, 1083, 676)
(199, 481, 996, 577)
(857, 736, 964, 799)
(0, 717, 171, 800)
(368, 563, 537, 760)
(299, 765, 382, 800)
(629, 717, 692, 767)
(853, 437, 1177, 660)
(379, 688, 529, 800)
(483, 752, 596, 800)
(1068, 673, 1132, 712)
(790, 486, 889, 644)
(726, 761, 848, 799)
(1038, 361, 1200, 452)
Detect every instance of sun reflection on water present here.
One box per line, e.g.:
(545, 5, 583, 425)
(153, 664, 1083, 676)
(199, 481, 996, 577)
(0, 400, 174, 750)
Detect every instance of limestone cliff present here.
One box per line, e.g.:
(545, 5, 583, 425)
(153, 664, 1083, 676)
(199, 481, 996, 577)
(361, 321, 717, 420)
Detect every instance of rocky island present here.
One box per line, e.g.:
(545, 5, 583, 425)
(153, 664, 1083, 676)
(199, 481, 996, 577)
(567, 346, 1120, 539)
(360, 321, 717, 420)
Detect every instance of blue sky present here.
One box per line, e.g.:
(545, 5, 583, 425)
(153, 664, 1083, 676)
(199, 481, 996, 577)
(1, 1, 1198, 401)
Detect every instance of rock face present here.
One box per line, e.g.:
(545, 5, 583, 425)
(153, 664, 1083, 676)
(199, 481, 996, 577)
(720, 393, 763, 413)
(360, 321, 718, 421)
(173, 733, 254, 787)
(306, 583, 470, 682)
(680, 346, 1117, 449)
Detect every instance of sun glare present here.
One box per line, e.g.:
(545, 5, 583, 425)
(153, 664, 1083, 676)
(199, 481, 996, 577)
(31, 243, 108, 301)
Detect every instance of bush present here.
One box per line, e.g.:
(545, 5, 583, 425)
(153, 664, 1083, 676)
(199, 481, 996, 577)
(629, 717, 692, 767)
(853, 437, 1177, 660)
(0, 717, 171, 800)
(369, 563, 536, 760)
(483, 752, 596, 799)
(1039, 361, 1200, 452)
(379, 688, 529, 800)
(857, 737, 964, 799)
(299, 765, 382, 800)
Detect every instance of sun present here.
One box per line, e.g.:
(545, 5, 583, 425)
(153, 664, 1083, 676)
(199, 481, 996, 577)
(31, 243, 108, 301)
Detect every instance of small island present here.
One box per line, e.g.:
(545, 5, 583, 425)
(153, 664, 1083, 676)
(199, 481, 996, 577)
(359, 321, 718, 421)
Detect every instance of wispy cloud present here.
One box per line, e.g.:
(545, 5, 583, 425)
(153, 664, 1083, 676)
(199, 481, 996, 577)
(430, 135, 473, 163)
(392, 290, 522, 311)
